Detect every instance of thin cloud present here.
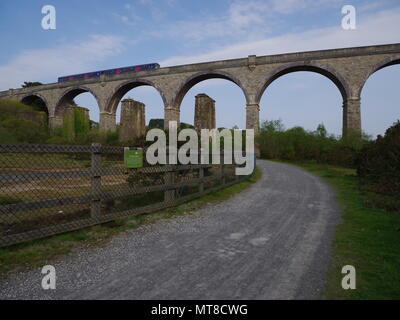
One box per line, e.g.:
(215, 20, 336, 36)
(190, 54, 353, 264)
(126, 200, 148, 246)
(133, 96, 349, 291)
(0, 35, 124, 90)
(267, 0, 343, 14)
(149, 1, 273, 41)
(148, 0, 345, 42)
(160, 7, 400, 66)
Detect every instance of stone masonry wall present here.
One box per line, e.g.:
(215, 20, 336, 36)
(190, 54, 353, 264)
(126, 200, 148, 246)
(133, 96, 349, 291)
(119, 99, 146, 142)
(194, 94, 216, 131)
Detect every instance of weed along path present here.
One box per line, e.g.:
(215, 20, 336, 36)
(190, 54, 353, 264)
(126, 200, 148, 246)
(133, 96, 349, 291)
(0, 160, 340, 299)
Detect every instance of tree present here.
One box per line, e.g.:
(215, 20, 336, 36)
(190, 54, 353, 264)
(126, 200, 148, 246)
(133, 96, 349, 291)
(316, 123, 327, 138)
(22, 81, 43, 88)
(260, 119, 285, 134)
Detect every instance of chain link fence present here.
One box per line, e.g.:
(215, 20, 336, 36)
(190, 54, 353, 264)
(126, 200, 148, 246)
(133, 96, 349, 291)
(0, 143, 251, 247)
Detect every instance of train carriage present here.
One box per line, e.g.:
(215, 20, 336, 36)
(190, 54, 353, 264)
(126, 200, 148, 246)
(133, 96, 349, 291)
(58, 63, 160, 83)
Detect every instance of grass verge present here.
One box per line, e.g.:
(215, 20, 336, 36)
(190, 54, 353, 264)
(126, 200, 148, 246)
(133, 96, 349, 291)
(279, 160, 400, 300)
(0, 167, 261, 277)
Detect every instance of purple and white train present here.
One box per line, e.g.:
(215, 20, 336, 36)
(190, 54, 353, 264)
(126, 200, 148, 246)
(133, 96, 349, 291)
(58, 63, 160, 83)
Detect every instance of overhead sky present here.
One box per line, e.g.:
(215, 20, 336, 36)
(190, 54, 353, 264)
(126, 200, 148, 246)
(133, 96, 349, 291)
(0, 0, 399, 137)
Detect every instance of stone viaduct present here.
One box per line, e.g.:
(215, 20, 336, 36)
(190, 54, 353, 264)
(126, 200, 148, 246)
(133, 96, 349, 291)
(1, 43, 400, 135)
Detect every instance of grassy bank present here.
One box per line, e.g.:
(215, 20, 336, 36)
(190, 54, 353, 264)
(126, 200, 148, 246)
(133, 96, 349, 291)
(280, 160, 400, 300)
(0, 167, 261, 276)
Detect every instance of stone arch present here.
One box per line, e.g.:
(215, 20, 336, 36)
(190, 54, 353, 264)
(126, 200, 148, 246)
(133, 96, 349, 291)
(173, 70, 250, 109)
(357, 54, 400, 97)
(20, 93, 50, 114)
(55, 86, 101, 117)
(255, 62, 350, 104)
(105, 79, 167, 114)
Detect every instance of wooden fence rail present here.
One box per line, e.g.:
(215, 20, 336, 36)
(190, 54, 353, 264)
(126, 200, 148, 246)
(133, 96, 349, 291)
(0, 143, 250, 247)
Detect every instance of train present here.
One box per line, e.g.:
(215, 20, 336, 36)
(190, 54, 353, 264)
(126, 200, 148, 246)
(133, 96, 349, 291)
(58, 63, 160, 83)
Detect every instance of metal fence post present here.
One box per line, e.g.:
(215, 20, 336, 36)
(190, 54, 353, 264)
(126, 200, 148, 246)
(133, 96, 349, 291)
(164, 166, 175, 203)
(91, 143, 102, 217)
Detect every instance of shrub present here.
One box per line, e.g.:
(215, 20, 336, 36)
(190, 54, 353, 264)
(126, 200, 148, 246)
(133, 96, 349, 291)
(0, 126, 18, 143)
(0, 117, 48, 143)
(356, 121, 400, 197)
(0, 99, 49, 143)
(257, 120, 369, 167)
(74, 108, 90, 143)
(104, 129, 120, 145)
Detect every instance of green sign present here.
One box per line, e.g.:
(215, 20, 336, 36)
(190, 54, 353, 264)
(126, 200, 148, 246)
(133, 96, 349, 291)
(124, 149, 143, 168)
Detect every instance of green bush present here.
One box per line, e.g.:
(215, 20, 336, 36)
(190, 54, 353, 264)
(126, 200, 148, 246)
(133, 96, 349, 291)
(356, 121, 400, 197)
(257, 120, 369, 168)
(0, 117, 48, 143)
(0, 99, 47, 124)
(0, 126, 18, 143)
(104, 129, 120, 145)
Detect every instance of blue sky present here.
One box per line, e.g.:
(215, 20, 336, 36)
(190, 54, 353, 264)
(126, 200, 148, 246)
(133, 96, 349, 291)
(0, 0, 399, 137)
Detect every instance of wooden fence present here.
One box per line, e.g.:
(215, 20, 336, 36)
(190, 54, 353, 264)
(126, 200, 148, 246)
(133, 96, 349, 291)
(0, 143, 250, 247)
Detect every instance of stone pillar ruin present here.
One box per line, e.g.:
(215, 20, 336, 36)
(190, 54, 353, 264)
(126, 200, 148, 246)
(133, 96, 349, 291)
(64, 104, 90, 121)
(49, 103, 90, 129)
(48, 116, 64, 129)
(342, 97, 361, 136)
(119, 99, 146, 142)
(194, 94, 216, 131)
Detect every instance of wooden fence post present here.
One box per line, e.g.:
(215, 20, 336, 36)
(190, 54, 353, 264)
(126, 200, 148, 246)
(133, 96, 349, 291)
(199, 166, 204, 193)
(91, 143, 102, 217)
(234, 159, 239, 182)
(164, 166, 175, 203)
(221, 163, 226, 185)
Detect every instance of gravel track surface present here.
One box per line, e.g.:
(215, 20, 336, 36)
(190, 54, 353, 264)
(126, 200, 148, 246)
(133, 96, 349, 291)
(0, 160, 340, 299)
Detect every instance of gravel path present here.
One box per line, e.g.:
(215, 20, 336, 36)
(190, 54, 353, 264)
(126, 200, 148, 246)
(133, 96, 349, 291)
(0, 160, 340, 300)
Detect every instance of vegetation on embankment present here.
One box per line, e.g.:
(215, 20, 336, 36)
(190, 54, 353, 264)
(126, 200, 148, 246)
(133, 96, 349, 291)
(259, 119, 400, 211)
(0, 98, 122, 145)
(0, 99, 48, 143)
(282, 161, 400, 300)
(257, 119, 372, 168)
(0, 98, 202, 146)
(0, 167, 261, 276)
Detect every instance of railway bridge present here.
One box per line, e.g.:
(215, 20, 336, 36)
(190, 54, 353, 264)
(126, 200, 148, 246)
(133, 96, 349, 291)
(1, 43, 400, 135)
